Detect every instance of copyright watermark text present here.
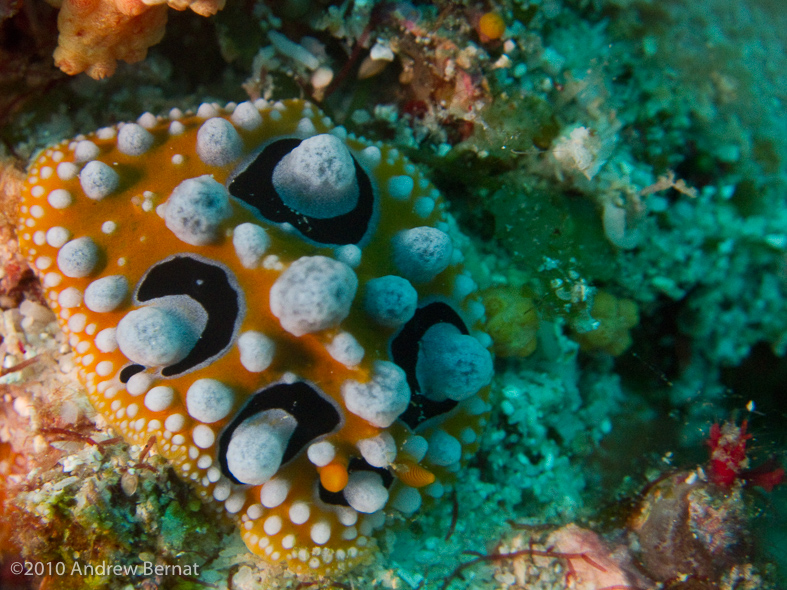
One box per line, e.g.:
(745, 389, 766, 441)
(10, 560, 200, 577)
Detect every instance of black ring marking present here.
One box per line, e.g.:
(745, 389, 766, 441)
(135, 255, 243, 377)
(119, 364, 144, 384)
(390, 301, 469, 429)
(218, 381, 342, 485)
(228, 138, 375, 245)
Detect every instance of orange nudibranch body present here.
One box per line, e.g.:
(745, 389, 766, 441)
(18, 99, 494, 574)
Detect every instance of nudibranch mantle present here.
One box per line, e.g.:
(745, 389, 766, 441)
(17, 99, 493, 574)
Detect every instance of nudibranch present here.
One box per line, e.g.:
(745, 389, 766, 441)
(16, 99, 493, 574)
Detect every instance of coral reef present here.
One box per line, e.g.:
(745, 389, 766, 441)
(0, 294, 261, 590)
(626, 419, 782, 588)
(1, 0, 786, 587)
(471, 523, 648, 590)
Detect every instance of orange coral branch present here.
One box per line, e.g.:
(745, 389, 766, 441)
(52, 0, 225, 78)
(53, 0, 168, 79)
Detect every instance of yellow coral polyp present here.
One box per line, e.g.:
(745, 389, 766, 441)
(572, 290, 639, 356)
(478, 12, 506, 42)
(482, 286, 539, 358)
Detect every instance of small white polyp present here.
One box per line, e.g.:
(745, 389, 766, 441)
(126, 371, 154, 396)
(392, 486, 422, 514)
(84, 275, 129, 312)
(260, 478, 290, 508)
(117, 123, 154, 156)
(237, 331, 275, 372)
(94, 327, 117, 353)
(232, 223, 270, 268)
(57, 237, 99, 278)
(269, 256, 357, 336)
(343, 471, 388, 513)
(186, 379, 234, 423)
(387, 175, 414, 200)
(310, 522, 331, 545)
(426, 430, 462, 466)
(47, 189, 73, 209)
(363, 275, 418, 327)
(342, 361, 410, 428)
(231, 101, 263, 131)
(80, 161, 119, 200)
(272, 134, 359, 219)
(289, 502, 310, 525)
(326, 332, 364, 367)
(116, 306, 199, 367)
(226, 409, 297, 485)
(74, 140, 100, 162)
(46, 226, 71, 248)
(307, 441, 335, 467)
(401, 435, 428, 462)
(196, 118, 243, 166)
(165, 175, 232, 246)
(58, 287, 82, 309)
(144, 385, 174, 412)
(392, 226, 453, 283)
(356, 431, 396, 467)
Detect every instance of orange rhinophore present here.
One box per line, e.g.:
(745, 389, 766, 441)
(393, 459, 436, 488)
(320, 462, 350, 493)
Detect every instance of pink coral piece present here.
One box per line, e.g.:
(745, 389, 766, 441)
(544, 524, 642, 590)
